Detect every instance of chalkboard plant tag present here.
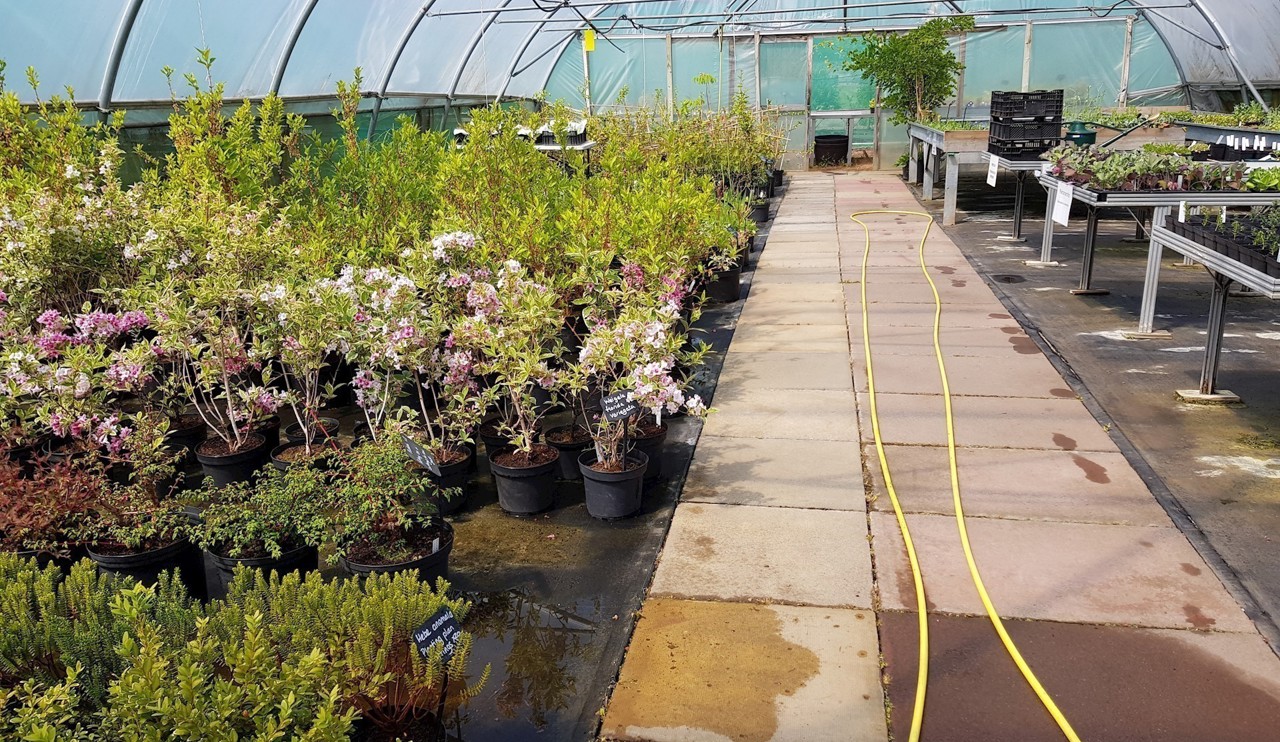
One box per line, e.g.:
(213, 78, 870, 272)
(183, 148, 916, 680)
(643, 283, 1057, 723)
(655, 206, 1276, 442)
(413, 606, 463, 665)
(403, 435, 442, 476)
(601, 390, 640, 422)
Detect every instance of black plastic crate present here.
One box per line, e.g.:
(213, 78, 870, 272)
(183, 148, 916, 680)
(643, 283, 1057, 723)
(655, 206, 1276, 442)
(988, 139, 1059, 161)
(991, 90, 1064, 119)
(990, 120, 1063, 141)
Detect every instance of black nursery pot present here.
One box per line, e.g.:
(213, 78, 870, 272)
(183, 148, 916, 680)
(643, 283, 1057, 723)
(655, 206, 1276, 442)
(88, 538, 207, 601)
(631, 423, 668, 485)
(195, 433, 269, 488)
(706, 263, 742, 304)
(284, 417, 339, 444)
(546, 425, 593, 481)
(489, 445, 558, 515)
(338, 519, 454, 583)
(206, 544, 318, 599)
(164, 414, 207, 465)
(749, 200, 770, 224)
(419, 447, 474, 515)
(772, 168, 784, 188)
(579, 450, 648, 520)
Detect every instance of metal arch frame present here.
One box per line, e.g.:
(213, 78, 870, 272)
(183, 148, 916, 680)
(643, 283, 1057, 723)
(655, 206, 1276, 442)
(444, 0, 518, 107)
(98, 0, 146, 114)
(1184, 0, 1268, 109)
(495, 4, 564, 100)
(270, 0, 320, 94)
(1132, 8, 1193, 104)
(367, 0, 442, 139)
(538, 4, 615, 95)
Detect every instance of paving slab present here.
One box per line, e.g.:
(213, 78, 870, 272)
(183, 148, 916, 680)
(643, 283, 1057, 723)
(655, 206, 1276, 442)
(723, 323, 850, 353)
(750, 269, 841, 285)
(702, 389, 858, 442)
(850, 350, 1070, 399)
(851, 278, 1006, 307)
(683, 436, 863, 510)
(744, 283, 845, 305)
(864, 445, 1175, 526)
(652, 503, 874, 607)
(870, 511, 1253, 631)
(602, 599, 886, 742)
(847, 323, 1043, 357)
(854, 392, 1117, 451)
(879, 611, 1280, 742)
(736, 301, 847, 327)
(847, 300, 1021, 333)
(716, 351, 854, 391)
(755, 255, 840, 272)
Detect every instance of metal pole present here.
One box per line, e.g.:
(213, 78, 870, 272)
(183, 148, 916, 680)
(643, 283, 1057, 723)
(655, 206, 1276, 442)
(955, 30, 967, 114)
(666, 33, 675, 119)
(1119, 16, 1134, 107)
(1199, 272, 1233, 395)
(581, 31, 592, 114)
(446, 0, 517, 104)
(270, 0, 319, 94)
(1021, 22, 1033, 92)
(496, 6, 559, 100)
(368, 1, 441, 139)
(537, 4, 612, 93)
(753, 32, 762, 106)
(98, 0, 145, 115)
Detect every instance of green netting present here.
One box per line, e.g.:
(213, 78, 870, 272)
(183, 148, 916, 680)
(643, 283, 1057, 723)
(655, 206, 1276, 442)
(811, 37, 875, 112)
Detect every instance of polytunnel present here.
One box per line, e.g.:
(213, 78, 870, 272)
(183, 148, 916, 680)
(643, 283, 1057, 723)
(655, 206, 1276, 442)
(1, 0, 1278, 163)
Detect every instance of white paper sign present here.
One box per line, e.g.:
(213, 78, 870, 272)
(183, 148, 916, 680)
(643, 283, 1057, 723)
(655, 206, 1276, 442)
(986, 156, 999, 187)
(1052, 183, 1074, 226)
(1178, 201, 1187, 222)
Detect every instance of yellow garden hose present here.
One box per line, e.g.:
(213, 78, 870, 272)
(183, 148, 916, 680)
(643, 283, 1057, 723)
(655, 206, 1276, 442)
(851, 209, 1082, 742)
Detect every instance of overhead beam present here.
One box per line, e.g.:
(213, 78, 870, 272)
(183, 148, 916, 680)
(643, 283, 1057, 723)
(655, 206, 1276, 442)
(368, 0, 441, 139)
(270, 0, 320, 94)
(98, 0, 145, 114)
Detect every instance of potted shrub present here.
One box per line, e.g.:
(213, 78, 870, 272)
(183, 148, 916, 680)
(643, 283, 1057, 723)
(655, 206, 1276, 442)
(328, 436, 455, 581)
(79, 474, 206, 600)
(254, 275, 353, 468)
(839, 16, 975, 126)
(0, 457, 97, 566)
(453, 261, 563, 515)
(191, 463, 329, 596)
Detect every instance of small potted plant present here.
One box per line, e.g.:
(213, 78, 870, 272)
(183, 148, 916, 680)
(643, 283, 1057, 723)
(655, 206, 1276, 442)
(328, 437, 455, 581)
(191, 463, 329, 596)
(453, 261, 563, 515)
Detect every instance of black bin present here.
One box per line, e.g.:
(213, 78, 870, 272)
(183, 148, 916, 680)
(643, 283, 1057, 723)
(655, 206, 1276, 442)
(814, 134, 849, 165)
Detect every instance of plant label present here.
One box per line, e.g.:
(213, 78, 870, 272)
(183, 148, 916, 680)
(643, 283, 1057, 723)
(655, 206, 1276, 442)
(402, 435, 442, 476)
(986, 156, 999, 187)
(413, 607, 462, 664)
(1178, 201, 1187, 222)
(602, 390, 641, 422)
(1052, 182, 1073, 226)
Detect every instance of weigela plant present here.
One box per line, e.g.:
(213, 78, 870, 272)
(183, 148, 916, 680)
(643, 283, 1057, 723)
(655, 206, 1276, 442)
(192, 464, 330, 560)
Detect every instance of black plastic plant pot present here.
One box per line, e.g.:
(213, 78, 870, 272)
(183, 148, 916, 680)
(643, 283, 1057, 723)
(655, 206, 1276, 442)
(270, 442, 340, 472)
(283, 417, 339, 444)
(422, 447, 474, 515)
(164, 414, 207, 465)
(87, 538, 207, 601)
(338, 519, 454, 582)
(489, 445, 558, 515)
(478, 423, 543, 455)
(579, 451, 648, 520)
(546, 425, 593, 481)
(11, 548, 79, 572)
(195, 434, 269, 488)
(749, 201, 770, 224)
(706, 263, 742, 304)
(772, 168, 784, 188)
(254, 415, 281, 451)
(206, 544, 318, 599)
(631, 423, 668, 485)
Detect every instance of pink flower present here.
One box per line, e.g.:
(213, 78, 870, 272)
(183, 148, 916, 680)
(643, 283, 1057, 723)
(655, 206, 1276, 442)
(36, 310, 66, 331)
(466, 283, 500, 317)
(621, 262, 645, 290)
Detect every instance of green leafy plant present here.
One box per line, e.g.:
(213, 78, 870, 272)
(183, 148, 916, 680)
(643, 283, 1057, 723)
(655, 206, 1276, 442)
(840, 16, 976, 124)
(192, 463, 331, 560)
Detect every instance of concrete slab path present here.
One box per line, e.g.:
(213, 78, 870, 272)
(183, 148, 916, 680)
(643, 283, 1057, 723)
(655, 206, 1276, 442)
(600, 172, 1280, 742)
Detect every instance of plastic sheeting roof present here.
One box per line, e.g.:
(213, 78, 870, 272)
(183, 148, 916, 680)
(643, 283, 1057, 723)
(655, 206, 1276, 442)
(0, 0, 1274, 112)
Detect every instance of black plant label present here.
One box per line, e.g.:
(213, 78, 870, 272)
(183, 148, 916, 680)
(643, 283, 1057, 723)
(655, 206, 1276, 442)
(413, 606, 462, 664)
(601, 390, 640, 422)
(403, 435, 441, 476)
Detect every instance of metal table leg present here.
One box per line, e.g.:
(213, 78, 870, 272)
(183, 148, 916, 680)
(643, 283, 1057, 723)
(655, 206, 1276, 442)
(998, 170, 1027, 242)
(943, 152, 959, 225)
(923, 145, 936, 200)
(1176, 271, 1241, 404)
(1071, 206, 1109, 295)
(1125, 205, 1172, 338)
(1027, 178, 1059, 266)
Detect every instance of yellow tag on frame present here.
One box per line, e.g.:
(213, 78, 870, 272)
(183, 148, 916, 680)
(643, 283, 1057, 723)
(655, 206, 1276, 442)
(584, 29, 596, 52)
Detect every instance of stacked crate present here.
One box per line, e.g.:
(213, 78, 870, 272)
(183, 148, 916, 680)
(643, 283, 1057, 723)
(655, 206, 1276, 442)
(987, 90, 1063, 160)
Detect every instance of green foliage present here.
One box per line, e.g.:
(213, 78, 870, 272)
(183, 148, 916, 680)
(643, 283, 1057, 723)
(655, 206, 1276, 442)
(192, 464, 331, 560)
(1042, 143, 1248, 192)
(840, 16, 975, 125)
(326, 437, 443, 563)
(209, 568, 488, 734)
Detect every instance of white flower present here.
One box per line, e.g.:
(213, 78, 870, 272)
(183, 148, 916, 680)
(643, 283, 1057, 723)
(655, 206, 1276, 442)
(63, 164, 80, 179)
